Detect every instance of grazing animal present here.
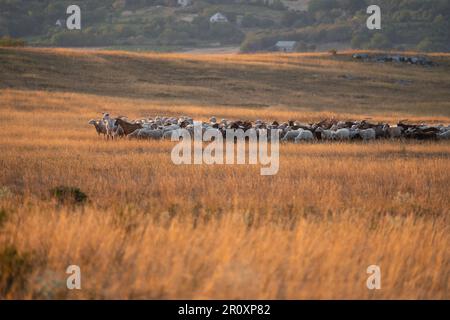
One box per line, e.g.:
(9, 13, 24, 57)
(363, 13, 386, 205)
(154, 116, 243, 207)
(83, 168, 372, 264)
(88, 119, 107, 137)
(315, 127, 334, 140)
(102, 113, 120, 140)
(89, 115, 448, 144)
(281, 130, 301, 142)
(356, 128, 376, 140)
(437, 130, 450, 140)
(128, 128, 163, 140)
(294, 129, 314, 142)
(332, 128, 350, 140)
(115, 117, 143, 135)
(387, 126, 403, 139)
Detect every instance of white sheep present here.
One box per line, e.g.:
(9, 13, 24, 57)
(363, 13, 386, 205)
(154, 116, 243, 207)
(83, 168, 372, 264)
(437, 130, 450, 140)
(281, 130, 301, 142)
(388, 126, 403, 139)
(356, 128, 376, 140)
(332, 128, 350, 140)
(102, 113, 120, 140)
(129, 128, 164, 140)
(294, 129, 314, 142)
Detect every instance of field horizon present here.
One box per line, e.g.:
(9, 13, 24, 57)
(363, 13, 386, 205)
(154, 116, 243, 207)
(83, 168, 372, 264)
(0, 48, 449, 299)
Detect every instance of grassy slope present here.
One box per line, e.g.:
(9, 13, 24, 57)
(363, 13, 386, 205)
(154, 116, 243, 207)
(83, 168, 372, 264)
(0, 48, 449, 299)
(1, 48, 450, 118)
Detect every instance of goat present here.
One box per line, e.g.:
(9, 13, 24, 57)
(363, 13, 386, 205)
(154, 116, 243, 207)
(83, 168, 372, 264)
(115, 117, 143, 136)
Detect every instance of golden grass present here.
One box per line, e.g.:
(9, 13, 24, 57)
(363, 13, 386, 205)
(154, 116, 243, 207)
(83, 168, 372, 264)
(2, 48, 450, 117)
(0, 49, 449, 299)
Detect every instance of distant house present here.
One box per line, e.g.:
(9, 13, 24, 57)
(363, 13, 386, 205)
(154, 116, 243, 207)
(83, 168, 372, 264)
(55, 19, 65, 28)
(177, 0, 192, 7)
(210, 12, 228, 23)
(275, 41, 297, 52)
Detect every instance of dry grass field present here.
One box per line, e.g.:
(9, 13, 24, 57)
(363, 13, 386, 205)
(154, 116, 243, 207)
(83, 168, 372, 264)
(0, 48, 449, 299)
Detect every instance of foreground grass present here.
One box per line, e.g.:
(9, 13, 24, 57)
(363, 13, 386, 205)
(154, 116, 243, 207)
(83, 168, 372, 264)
(0, 88, 449, 299)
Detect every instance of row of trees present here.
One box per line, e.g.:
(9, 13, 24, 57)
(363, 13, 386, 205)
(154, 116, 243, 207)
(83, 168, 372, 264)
(50, 15, 245, 47)
(241, 0, 450, 52)
(1, 0, 449, 51)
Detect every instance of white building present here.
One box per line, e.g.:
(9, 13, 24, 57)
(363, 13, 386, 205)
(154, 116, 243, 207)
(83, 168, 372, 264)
(275, 41, 297, 52)
(210, 12, 228, 23)
(177, 0, 192, 7)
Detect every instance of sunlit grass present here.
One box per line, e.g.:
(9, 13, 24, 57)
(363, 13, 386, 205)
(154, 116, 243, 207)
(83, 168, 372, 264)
(0, 49, 449, 299)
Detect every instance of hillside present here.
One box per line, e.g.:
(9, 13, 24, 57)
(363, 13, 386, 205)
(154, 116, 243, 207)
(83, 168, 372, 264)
(1, 48, 450, 117)
(0, 0, 449, 52)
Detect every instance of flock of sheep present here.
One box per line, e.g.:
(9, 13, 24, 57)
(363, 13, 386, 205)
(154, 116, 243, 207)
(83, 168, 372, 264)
(88, 113, 450, 142)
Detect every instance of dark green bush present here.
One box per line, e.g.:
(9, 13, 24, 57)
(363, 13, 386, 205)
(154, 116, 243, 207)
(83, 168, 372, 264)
(50, 186, 88, 204)
(0, 246, 33, 298)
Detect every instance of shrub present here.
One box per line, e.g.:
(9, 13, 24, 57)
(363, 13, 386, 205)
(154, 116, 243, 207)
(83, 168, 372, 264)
(0, 36, 26, 47)
(0, 246, 33, 298)
(50, 186, 88, 204)
(366, 33, 392, 50)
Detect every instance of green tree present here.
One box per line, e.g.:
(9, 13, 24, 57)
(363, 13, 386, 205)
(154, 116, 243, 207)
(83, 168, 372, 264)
(367, 33, 391, 50)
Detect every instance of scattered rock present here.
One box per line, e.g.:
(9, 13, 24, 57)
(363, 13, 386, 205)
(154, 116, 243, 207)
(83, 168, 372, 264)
(352, 54, 434, 66)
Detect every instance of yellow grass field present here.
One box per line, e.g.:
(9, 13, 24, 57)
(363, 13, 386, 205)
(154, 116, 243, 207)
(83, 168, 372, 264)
(0, 48, 449, 299)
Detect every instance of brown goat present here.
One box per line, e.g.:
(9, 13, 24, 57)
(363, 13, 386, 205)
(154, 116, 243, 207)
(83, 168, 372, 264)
(114, 118, 143, 135)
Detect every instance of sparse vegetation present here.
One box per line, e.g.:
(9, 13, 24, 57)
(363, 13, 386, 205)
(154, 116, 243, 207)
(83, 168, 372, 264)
(0, 36, 26, 47)
(50, 186, 88, 205)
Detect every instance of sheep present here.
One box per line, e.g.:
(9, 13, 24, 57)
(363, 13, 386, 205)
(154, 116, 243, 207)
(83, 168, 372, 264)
(115, 125, 125, 138)
(374, 124, 388, 139)
(437, 130, 450, 140)
(294, 129, 314, 142)
(349, 129, 359, 139)
(128, 128, 164, 140)
(387, 126, 403, 139)
(281, 130, 301, 142)
(332, 128, 350, 140)
(336, 121, 348, 129)
(90, 115, 449, 143)
(88, 119, 107, 137)
(102, 113, 119, 140)
(356, 128, 376, 140)
(315, 127, 334, 140)
(162, 124, 181, 132)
